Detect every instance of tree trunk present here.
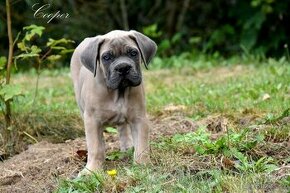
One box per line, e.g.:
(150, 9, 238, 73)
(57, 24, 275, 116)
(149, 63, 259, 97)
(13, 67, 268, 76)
(120, 0, 129, 30)
(176, 0, 190, 31)
(165, 1, 177, 38)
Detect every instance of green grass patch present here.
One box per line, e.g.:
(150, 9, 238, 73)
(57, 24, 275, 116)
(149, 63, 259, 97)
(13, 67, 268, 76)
(57, 173, 105, 193)
(146, 61, 289, 117)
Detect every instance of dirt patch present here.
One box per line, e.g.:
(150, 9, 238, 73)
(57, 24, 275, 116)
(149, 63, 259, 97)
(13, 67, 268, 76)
(0, 139, 85, 193)
(150, 115, 199, 139)
(0, 116, 200, 193)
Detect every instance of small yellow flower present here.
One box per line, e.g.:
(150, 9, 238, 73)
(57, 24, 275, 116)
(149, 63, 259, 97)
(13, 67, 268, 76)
(107, 169, 117, 177)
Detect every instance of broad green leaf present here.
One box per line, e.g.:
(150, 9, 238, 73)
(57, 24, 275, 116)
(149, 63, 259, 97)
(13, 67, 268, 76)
(23, 24, 44, 31)
(17, 42, 27, 51)
(31, 45, 41, 54)
(143, 24, 162, 38)
(46, 55, 62, 62)
(14, 53, 39, 59)
(23, 25, 45, 40)
(59, 49, 75, 55)
(24, 33, 33, 41)
(14, 53, 39, 68)
(51, 46, 67, 50)
(47, 38, 74, 47)
(105, 127, 117, 134)
(0, 84, 23, 101)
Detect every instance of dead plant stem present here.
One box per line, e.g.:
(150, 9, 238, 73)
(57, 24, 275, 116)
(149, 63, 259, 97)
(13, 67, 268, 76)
(4, 0, 14, 129)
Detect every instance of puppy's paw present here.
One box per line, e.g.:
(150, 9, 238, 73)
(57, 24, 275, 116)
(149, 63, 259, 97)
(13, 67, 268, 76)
(134, 154, 151, 165)
(77, 167, 94, 177)
(77, 165, 102, 177)
(120, 143, 133, 152)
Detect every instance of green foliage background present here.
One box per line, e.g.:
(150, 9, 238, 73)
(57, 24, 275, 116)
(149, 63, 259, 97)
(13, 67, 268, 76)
(0, 0, 289, 65)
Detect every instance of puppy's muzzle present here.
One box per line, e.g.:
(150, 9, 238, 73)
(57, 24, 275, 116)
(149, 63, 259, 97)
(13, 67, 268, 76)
(115, 63, 132, 75)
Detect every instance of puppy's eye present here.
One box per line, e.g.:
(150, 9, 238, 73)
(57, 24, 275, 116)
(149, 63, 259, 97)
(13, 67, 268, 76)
(103, 54, 111, 61)
(130, 50, 138, 57)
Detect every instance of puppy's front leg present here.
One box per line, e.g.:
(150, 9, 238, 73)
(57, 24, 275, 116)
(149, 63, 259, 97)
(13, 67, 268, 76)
(131, 118, 150, 164)
(79, 111, 105, 176)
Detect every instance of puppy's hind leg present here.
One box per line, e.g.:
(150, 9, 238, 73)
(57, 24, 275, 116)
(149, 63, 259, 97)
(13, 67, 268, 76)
(117, 124, 133, 151)
(130, 118, 150, 164)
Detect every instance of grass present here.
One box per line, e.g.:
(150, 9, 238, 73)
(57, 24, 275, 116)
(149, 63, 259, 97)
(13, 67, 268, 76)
(1, 55, 289, 192)
(146, 60, 289, 117)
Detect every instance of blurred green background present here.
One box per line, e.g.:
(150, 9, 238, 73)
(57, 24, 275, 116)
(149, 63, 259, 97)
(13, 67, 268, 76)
(1, 0, 289, 66)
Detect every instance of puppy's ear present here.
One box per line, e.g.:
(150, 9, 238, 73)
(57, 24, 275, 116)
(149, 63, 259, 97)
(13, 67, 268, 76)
(80, 36, 104, 77)
(129, 30, 157, 69)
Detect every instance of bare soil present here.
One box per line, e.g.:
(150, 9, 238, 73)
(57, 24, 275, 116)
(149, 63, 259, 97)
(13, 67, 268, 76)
(0, 115, 199, 193)
(0, 139, 85, 193)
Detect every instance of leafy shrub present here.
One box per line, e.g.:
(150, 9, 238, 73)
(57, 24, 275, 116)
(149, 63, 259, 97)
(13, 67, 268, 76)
(0, 24, 74, 155)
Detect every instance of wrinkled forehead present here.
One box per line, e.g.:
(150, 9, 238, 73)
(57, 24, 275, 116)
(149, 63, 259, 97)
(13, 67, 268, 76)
(100, 36, 137, 55)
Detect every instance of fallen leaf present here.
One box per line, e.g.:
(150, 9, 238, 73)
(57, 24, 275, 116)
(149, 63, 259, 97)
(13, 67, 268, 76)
(221, 156, 235, 169)
(76, 150, 87, 160)
(182, 147, 196, 155)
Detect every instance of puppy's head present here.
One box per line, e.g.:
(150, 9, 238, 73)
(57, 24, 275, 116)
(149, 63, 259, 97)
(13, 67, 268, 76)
(80, 30, 157, 90)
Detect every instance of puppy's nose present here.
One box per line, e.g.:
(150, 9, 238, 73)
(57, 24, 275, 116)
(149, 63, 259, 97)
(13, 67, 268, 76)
(115, 64, 132, 75)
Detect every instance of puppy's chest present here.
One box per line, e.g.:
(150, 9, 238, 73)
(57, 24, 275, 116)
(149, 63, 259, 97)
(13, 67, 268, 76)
(103, 99, 129, 125)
